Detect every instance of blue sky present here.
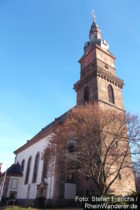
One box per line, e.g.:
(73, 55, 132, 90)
(0, 0, 140, 171)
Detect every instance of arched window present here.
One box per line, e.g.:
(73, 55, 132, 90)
(108, 85, 115, 104)
(32, 153, 40, 183)
(21, 159, 25, 172)
(25, 156, 32, 184)
(84, 86, 89, 103)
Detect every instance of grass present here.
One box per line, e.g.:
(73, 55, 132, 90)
(0, 207, 28, 210)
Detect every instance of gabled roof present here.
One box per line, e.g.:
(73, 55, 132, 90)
(14, 109, 72, 155)
(7, 163, 23, 176)
(0, 163, 23, 177)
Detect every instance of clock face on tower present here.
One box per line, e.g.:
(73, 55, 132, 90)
(84, 54, 91, 67)
(85, 57, 89, 65)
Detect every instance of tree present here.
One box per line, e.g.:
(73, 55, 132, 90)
(127, 112, 140, 192)
(43, 103, 140, 195)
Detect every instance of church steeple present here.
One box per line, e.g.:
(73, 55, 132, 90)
(74, 10, 124, 109)
(89, 10, 102, 42)
(84, 10, 109, 52)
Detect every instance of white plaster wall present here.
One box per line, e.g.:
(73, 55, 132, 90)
(6, 176, 21, 197)
(14, 134, 54, 199)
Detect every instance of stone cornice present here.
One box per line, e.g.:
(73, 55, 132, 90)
(97, 68, 124, 88)
(74, 68, 124, 91)
(98, 99, 124, 112)
(74, 70, 96, 91)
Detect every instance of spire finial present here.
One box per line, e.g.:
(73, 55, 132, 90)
(92, 10, 96, 23)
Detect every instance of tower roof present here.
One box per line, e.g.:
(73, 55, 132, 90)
(90, 10, 101, 39)
(92, 10, 96, 23)
(84, 10, 109, 52)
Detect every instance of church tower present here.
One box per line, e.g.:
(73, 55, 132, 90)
(74, 12, 136, 196)
(74, 11, 124, 111)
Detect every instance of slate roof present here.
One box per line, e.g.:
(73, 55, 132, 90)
(0, 163, 23, 177)
(14, 109, 72, 154)
(7, 163, 23, 176)
(33, 111, 68, 140)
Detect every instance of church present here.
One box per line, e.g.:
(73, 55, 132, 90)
(0, 12, 136, 207)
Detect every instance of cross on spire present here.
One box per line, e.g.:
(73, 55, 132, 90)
(92, 10, 97, 23)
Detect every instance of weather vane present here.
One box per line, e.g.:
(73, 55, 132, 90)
(92, 10, 97, 22)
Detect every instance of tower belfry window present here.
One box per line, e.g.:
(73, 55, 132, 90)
(108, 85, 115, 104)
(84, 86, 89, 103)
